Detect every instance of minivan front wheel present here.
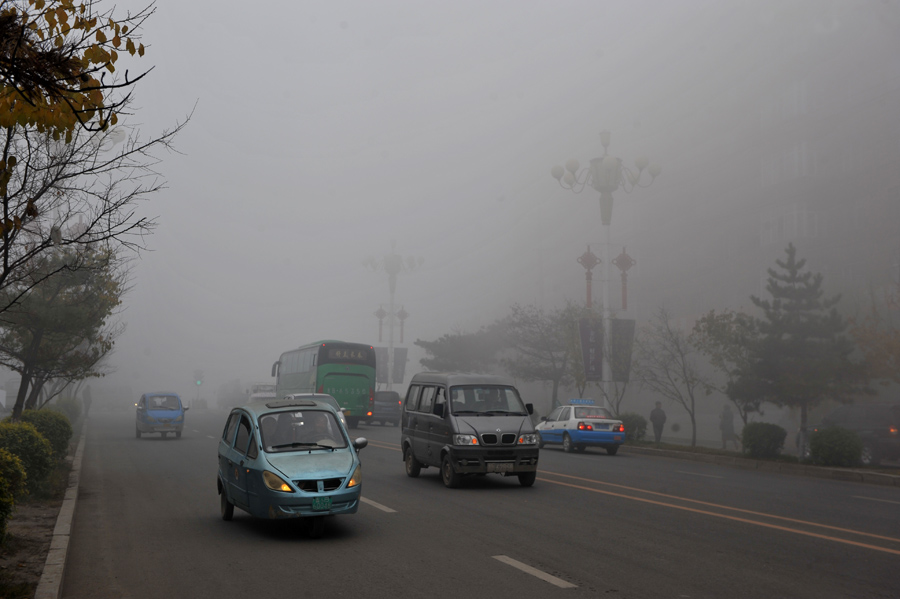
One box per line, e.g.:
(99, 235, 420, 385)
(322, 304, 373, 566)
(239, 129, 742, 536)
(441, 455, 461, 488)
(518, 471, 536, 487)
(404, 447, 421, 478)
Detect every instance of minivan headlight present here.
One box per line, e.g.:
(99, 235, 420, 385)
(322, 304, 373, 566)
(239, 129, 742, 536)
(453, 434, 479, 446)
(347, 465, 361, 488)
(518, 434, 538, 445)
(263, 471, 293, 493)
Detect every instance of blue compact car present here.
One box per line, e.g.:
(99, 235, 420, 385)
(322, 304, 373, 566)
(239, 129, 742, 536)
(135, 392, 188, 439)
(217, 395, 367, 538)
(535, 399, 625, 455)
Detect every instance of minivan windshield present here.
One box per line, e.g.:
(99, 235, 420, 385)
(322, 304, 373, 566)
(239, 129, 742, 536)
(449, 386, 528, 416)
(147, 395, 181, 410)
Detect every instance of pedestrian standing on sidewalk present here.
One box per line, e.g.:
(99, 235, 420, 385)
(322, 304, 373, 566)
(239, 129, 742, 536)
(649, 401, 666, 444)
(719, 404, 740, 450)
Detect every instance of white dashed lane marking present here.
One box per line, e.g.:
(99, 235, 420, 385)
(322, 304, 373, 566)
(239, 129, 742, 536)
(360, 497, 396, 513)
(853, 496, 900, 505)
(492, 555, 577, 589)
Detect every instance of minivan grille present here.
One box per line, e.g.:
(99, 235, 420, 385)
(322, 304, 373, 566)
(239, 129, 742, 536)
(480, 433, 517, 445)
(294, 478, 344, 492)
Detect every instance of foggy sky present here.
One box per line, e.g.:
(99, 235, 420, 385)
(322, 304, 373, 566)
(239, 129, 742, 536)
(77, 0, 898, 403)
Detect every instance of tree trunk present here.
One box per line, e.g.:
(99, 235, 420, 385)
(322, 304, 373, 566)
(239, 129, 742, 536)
(12, 368, 33, 420)
(24, 376, 46, 410)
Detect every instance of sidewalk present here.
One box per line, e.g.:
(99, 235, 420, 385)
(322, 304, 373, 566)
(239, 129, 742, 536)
(621, 444, 900, 487)
(34, 418, 86, 599)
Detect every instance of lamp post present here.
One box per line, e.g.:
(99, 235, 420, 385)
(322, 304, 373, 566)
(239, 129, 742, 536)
(612, 247, 636, 311)
(552, 131, 660, 399)
(577, 245, 600, 310)
(363, 241, 423, 389)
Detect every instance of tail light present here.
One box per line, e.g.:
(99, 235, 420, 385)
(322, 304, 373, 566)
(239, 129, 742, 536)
(577, 421, 593, 431)
(890, 426, 898, 436)
(613, 424, 625, 433)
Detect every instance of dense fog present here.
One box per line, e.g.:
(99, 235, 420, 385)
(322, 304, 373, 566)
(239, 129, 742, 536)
(18, 1, 896, 441)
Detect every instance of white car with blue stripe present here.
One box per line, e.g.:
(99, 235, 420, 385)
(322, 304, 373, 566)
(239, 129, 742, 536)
(535, 399, 625, 455)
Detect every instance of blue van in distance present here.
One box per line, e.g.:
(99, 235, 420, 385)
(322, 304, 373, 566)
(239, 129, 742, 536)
(136, 392, 188, 439)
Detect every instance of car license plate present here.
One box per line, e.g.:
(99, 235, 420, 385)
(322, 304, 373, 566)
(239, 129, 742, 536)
(486, 462, 513, 473)
(312, 497, 331, 511)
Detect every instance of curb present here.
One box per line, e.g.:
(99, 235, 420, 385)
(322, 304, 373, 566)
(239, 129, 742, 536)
(620, 445, 900, 488)
(34, 418, 86, 599)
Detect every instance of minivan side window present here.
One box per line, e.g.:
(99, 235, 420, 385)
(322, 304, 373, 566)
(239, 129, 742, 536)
(223, 413, 240, 444)
(235, 416, 252, 455)
(406, 385, 421, 412)
(419, 386, 436, 414)
(434, 387, 446, 415)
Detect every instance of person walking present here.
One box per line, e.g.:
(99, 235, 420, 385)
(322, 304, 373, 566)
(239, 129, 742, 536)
(649, 401, 666, 444)
(719, 404, 740, 450)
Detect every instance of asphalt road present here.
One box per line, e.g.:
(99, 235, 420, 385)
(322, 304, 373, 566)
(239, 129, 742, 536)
(62, 408, 900, 599)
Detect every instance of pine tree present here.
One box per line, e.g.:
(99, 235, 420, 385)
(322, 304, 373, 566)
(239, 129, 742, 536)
(737, 244, 866, 437)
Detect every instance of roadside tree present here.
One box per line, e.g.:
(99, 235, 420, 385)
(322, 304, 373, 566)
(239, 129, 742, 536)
(734, 244, 868, 442)
(691, 309, 762, 425)
(414, 323, 506, 373)
(0, 246, 124, 419)
(634, 307, 711, 446)
(500, 303, 576, 407)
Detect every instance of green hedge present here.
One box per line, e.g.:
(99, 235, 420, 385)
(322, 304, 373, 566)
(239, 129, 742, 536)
(809, 426, 862, 467)
(13, 410, 72, 460)
(0, 422, 54, 493)
(0, 448, 27, 542)
(618, 412, 647, 442)
(741, 422, 786, 459)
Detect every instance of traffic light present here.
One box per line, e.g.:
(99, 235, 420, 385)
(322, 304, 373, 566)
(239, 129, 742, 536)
(193, 369, 204, 387)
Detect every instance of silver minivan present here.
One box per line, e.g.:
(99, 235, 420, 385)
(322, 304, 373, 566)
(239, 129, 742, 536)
(400, 372, 539, 488)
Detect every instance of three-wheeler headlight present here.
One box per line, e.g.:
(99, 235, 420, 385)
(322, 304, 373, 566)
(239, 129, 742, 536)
(263, 471, 293, 493)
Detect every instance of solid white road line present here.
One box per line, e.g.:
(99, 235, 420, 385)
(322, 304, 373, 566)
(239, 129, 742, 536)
(852, 495, 900, 505)
(360, 497, 397, 513)
(676, 470, 723, 479)
(492, 555, 577, 589)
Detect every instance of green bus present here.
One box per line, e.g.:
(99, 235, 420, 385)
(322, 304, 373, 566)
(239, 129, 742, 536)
(271, 340, 376, 428)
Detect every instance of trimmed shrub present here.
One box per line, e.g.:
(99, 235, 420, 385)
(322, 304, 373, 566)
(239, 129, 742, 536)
(0, 448, 26, 500)
(0, 448, 27, 542)
(0, 422, 54, 493)
(16, 410, 72, 460)
(618, 412, 647, 442)
(809, 426, 862, 468)
(741, 422, 787, 459)
(51, 397, 81, 424)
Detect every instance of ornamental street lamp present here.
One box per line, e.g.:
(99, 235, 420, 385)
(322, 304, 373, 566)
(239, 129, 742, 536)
(552, 131, 660, 398)
(612, 247, 636, 311)
(577, 245, 600, 309)
(363, 241, 423, 389)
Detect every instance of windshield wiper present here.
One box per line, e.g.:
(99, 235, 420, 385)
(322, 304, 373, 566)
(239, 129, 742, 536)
(270, 442, 335, 451)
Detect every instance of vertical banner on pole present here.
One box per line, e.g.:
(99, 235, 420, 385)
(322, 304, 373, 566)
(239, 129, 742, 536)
(610, 319, 636, 382)
(374, 347, 389, 384)
(392, 347, 408, 387)
(579, 318, 603, 381)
